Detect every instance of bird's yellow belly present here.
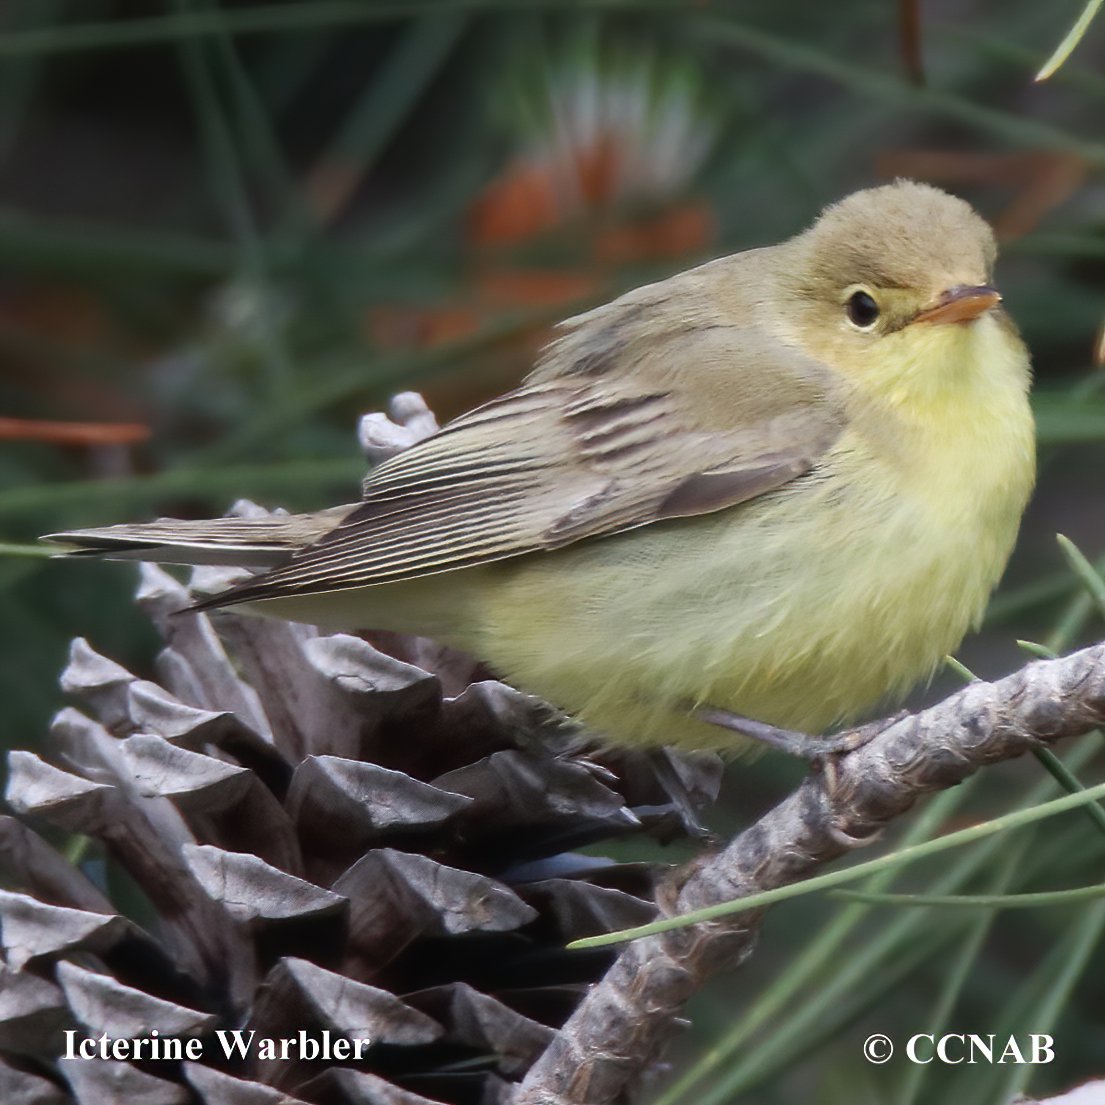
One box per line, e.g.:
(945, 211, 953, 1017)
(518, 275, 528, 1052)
(467, 434, 1030, 750)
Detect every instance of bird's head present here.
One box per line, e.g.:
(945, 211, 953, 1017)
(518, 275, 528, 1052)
(781, 180, 1020, 401)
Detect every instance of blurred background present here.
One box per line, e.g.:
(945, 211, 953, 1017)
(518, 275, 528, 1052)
(2, 1, 1105, 1102)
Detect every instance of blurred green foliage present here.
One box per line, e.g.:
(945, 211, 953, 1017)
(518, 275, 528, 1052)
(2, 1, 1105, 1102)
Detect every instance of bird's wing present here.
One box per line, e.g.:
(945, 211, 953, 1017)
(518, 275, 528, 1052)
(201, 313, 847, 609)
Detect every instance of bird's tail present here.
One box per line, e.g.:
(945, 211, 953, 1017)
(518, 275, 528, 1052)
(42, 504, 357, 569)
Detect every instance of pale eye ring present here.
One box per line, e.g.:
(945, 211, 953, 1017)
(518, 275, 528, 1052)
(844, 288, 880, 329)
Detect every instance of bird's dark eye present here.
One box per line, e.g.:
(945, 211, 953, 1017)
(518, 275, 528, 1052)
(845, 290, 880, 328)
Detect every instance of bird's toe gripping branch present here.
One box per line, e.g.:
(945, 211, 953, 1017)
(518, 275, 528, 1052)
(693, 706, 910, 761)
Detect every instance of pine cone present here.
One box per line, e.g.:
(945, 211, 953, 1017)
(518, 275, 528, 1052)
(1, 397, 720, 1105)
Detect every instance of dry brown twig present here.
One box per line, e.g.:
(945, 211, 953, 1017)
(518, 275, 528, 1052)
(513, 641, 1105, 1105)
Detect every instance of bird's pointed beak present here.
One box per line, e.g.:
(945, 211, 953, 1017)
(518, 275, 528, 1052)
(913, 284, 1002, 326)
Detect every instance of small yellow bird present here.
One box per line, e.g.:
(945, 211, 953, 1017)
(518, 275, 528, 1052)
(47, 181, 1035, 752)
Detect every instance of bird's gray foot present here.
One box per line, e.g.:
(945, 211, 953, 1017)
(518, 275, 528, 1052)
(694, 707, 908, 761)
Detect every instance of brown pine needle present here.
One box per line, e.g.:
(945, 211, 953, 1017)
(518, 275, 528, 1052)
(0, 417, 151, 447)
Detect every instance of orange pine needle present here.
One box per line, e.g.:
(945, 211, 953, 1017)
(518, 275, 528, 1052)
(0, 417, 151, 447)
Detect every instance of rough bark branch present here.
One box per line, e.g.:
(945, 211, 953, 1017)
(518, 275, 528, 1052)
(514, 641, 1105, 1105)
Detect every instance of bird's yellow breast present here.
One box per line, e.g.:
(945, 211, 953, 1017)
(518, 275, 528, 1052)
(464, 314, 1034, 749)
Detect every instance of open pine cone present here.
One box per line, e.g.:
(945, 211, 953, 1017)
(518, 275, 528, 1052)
(0, 396, 720, 1105)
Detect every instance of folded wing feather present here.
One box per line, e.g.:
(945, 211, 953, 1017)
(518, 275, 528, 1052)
(198, 317, 846, 609)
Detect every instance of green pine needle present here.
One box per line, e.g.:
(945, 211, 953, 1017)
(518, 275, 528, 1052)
(833, 884, 1105, 909)
(1036, 0, 1105, 81)
(944, 654, 977, 683)
(1056, 533, 1105, 621)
